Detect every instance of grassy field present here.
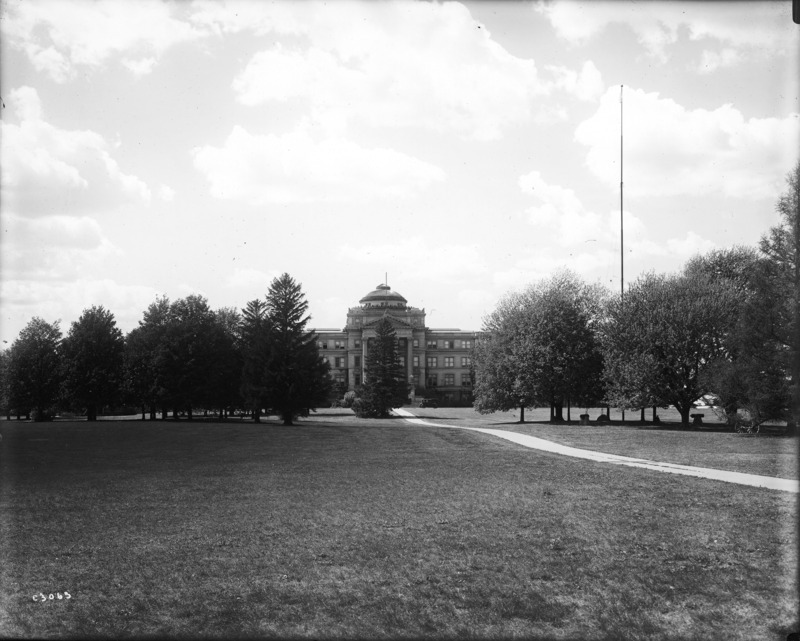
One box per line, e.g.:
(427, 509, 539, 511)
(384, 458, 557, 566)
(0, 410, 797, 640)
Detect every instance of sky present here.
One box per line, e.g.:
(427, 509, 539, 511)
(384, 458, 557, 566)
(1, 0, 798, 344)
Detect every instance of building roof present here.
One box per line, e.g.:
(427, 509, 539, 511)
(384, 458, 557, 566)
(358, 283, 408, 307)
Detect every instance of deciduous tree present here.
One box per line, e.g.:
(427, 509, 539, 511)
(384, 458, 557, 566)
(7, 317, 62, 420)
(61, 306, 124, 420)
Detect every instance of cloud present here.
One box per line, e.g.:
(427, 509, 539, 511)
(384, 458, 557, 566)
(507, 170, 718, 291)
(0, 278, 163, 339)
(695, 48, 742, 74)
(338, 237, 488, 283)
(1, 86, 151, 216)
(227, 267, 282, 291)
(536, 1, 794, 64)
(192, 126, 445, 204)
(1, 0, 201, 81)
(574, 86, 800, 200)
(225, 1, 548, 140)
(0, 213, 121, 285)
(546, 60, 604, 102)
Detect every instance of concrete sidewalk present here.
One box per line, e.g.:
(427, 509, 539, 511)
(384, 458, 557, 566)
(392, 408, 799, 493)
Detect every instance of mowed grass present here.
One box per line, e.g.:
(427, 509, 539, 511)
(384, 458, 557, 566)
(408, 407, 800, 480)
(0, 411, 797, 640)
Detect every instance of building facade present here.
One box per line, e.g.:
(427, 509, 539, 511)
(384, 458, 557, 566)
(313, 283, 478, 405)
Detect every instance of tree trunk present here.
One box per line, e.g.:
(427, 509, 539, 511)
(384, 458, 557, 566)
(173, 408, 179, 420)
(149, 404, 156, 420)
(282, 412, 293, 426)
(141, 405, 146, 420)
(567, 396, 571, 422)
(552, 402, 564, 422)
(162, 407, 168, 420)
(678, 404, 691, 427)
(187, 407, 193, 420)
(640, 407, 646, 422)
(254, 407, 261, 423)
(87, 405, 97, 421)
(519, 404, 525, 423)
(652, 406, 657, 422)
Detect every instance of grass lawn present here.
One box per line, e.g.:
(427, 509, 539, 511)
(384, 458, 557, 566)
(1, 410, 797, 640)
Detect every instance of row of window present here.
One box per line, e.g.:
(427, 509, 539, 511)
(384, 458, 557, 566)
(333, 371, 471, 388)
(427, 373, 472, 387)
(318, 338, 474, 350)
(324, 355, 472, 369)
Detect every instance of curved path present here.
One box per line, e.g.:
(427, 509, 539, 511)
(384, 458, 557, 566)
(392, 408, 799, 493)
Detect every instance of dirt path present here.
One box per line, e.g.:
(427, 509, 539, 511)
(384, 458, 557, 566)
(392, 408, 799, 493)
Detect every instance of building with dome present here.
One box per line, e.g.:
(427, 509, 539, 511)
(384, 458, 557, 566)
(313, 283, 478, 406)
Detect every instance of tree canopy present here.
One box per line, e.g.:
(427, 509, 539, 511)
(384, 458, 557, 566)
(7, 317, 63, 420)
(61, 306, 124, 421)
(354, 317, 408, 418)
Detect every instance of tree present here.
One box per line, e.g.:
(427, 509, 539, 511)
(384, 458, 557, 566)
(262, 274, 331, 425)
(124, 296, 171, 419)
(7, 317, 63, 420)
(759, 161, 799, 429)
(473, 271, 605, 422)
(0, 349, 10, 420)
(208, 307, 243, 419)
(686, 246, 789, 428)
(601, 271, 738, 427)
(158, 295, 224, 419)
(61, 306, 125, 420)
(240, 298, 272, 421)
(355, 317, 408, 418)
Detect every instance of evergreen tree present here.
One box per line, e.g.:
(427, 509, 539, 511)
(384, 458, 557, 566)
(8, 317, 62, 420)
(355, 317, 408, 418)
(61, 306, 124, 420)
(263, 274, 331, 425)
(240, 298, 271, 421)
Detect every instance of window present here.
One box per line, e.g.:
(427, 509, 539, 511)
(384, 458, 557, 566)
(461, 374, 471, 386)
(412, 355, 420, 368)
(335, 340, 345, 349)
(334, 357, 345, 368)
(442, 340, 455, 349)
(322, 341, 328, 349)
(354, 339, 361, 348)
(354, 355, 361, 367)
(426, 356, 437, 368)
(461, 356, 471, 367)
(427, 340, 437, 348)
(444, 357, 454, 368)
(317, 341, 323, 349)
(399, 356, 405, 367)
(334, 372, 346, 384)
(443, 373, 455, 386)
(355, 373, 361, 386)
(413, 339, 419, 348)
(461, 340, 473, 349)
(426, 373, 438, 387)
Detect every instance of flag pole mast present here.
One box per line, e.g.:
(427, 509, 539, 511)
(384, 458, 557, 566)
(620, 84, 625, 423)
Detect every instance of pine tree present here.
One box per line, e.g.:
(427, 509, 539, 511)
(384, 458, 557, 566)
(263, 274, 331, 425)
(240, 298, 271, 422)
(356, 317, 408, 418)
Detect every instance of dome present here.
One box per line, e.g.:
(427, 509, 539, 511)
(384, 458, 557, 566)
(359, 283, 408, 307)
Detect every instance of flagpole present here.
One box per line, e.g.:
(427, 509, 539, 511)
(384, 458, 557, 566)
(620, 84, 625, 423)
(620, 84, 624, 305)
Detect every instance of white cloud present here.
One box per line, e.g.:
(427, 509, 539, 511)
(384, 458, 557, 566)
(575, 86, 800, 200)
(695, 48, 742, 74)
(0, 213, 120, 284)
(338, 237, 488, 283)
(0, 278, 163, 340)
(1, 0, 201, 81)
(158, 185, 176, 202)
(192, 126, 445, 204)
(537, 1, 793, 64)
(227, 268, 282, 291)
(226, 1, 547, 140)
(1, 86, 151, 216)
(546, 60, 604, 102)
(122, 57, 158, 76)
